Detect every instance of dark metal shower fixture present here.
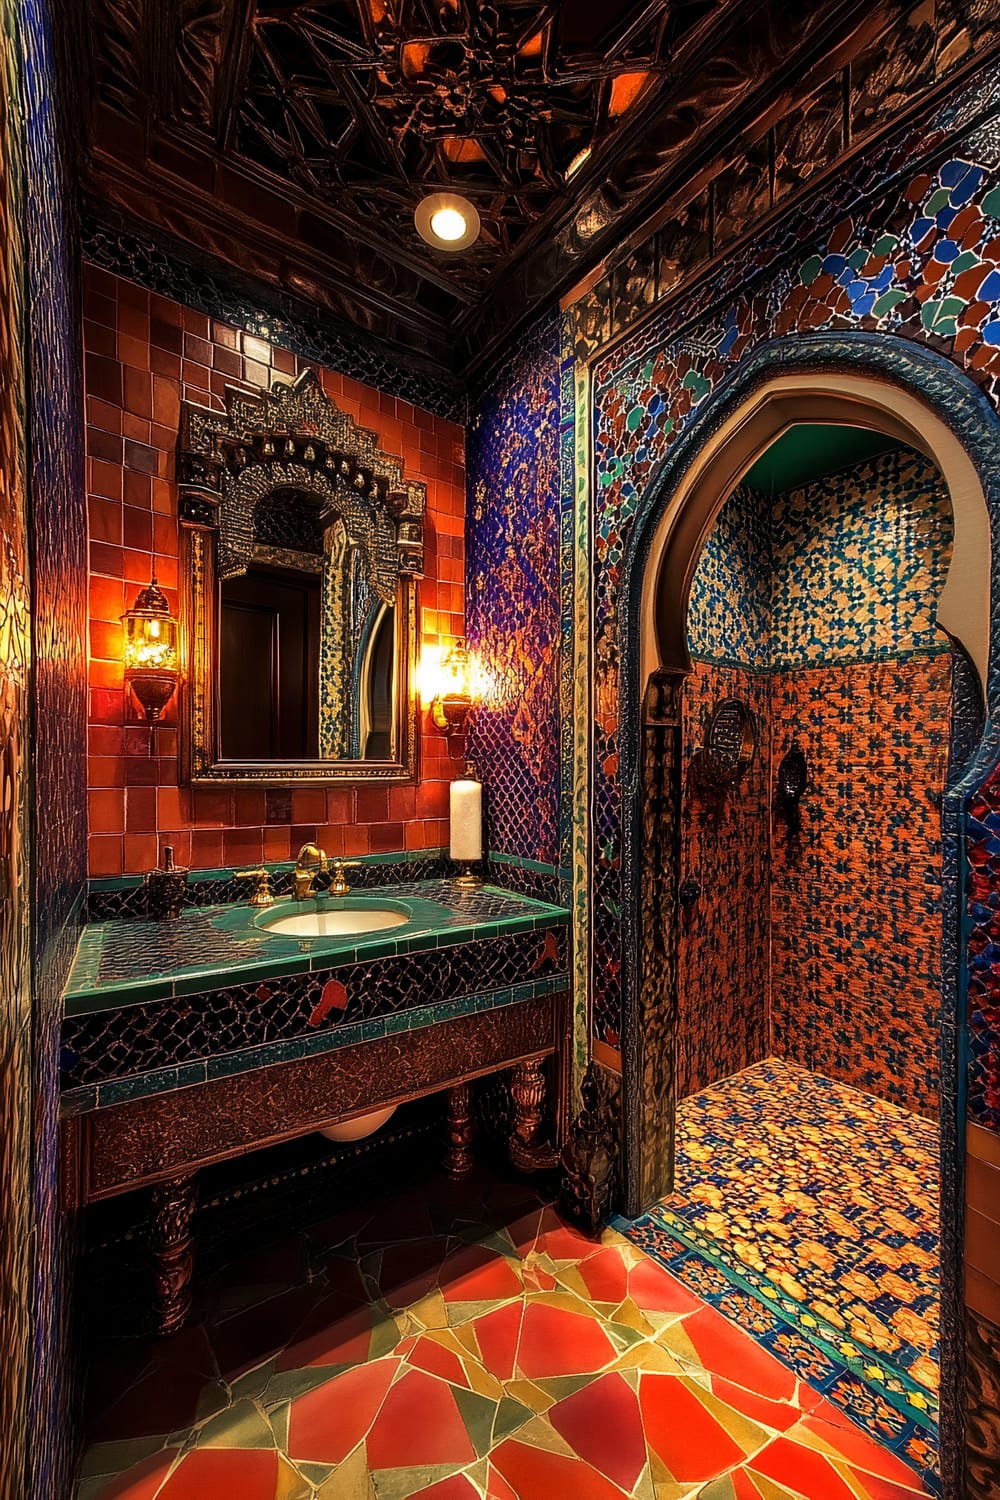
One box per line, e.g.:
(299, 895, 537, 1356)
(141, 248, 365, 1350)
(691, 698, 757, 795)
(776, 742, 809, 834)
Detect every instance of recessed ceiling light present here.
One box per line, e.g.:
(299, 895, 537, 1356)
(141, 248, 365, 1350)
(414, 192, 481, 252)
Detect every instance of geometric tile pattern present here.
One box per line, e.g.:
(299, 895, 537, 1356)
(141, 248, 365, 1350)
(587, 124, 1000, 1051)
(769, 658, 951, 1116)
(61, 912, 568, 1091)
(677, 661, 770, 1100)
(618, 1060, 940, 1490)
(466, 312, 562, 870)
(677, 454, 952, 1113)
(967, 755, 1000, 1133)
(688, 450, 953, 670)
(76, 1170, 932, 1499)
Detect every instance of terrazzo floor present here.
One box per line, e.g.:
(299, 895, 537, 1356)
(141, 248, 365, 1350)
(618, 1060, 940, 1492)
(78, 1164, 932, 1500)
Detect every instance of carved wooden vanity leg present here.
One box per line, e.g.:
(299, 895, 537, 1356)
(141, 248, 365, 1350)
(510, 1060, 558, 1172)
(444, 1083, 475, 1178)
(150, 1172, 197, 1336)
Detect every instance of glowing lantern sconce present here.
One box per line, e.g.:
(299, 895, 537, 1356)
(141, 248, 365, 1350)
(430, 638, 474, 736)
(121, 578, 180, 726)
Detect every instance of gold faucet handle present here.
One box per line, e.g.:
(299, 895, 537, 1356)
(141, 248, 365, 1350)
(329, 858, 362, 893)
(236, 867, 274, 907)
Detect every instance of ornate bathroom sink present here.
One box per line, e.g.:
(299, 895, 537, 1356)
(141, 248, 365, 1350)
(254, 898, 412, 939)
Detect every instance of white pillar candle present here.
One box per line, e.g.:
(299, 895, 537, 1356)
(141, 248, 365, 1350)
(450, 773, 482, 863)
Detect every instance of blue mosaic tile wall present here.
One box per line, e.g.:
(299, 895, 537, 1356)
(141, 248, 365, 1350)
(686, 484, 771, 669)
(465, 313, 562, 870)
(0, 6, 34, 1493)
(689, 450, 954, 671)
(23, 0, 88, 1494)
(588, 60, 1000, 1060)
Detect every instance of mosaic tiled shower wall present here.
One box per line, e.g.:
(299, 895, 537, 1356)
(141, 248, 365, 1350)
(588, 78, 1000, 1070)
(465, 313, 562, 871)
(678, 452, 953, 1115)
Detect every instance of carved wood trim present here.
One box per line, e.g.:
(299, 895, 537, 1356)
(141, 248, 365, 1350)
(70, 993, 568, 1203)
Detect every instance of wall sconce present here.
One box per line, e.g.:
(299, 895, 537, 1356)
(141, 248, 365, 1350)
(121, 577, 179, 725)
(430, 638, 474, 736)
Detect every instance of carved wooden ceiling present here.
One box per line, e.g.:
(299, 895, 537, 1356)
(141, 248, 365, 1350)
(72, 0, 994, 377)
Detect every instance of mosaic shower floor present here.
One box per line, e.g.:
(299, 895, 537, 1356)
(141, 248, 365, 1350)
(616, 1059, 939, 1492)
(78, 1167, 932, 1500)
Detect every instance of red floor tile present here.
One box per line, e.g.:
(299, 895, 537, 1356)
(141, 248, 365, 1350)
(627, 1259, 704, 1317)
(548, 1371, 648, 1491)
(576, 1246, 630, 1305)
(275, 1299, 379, 1371)
(750, 1434, 875, 1500)
(366, 1368, 477, 1469)
(471, 1301, 523, 1381)
(639, 1373, 747, 1482)
(416, 1477, 481, 1499)
(681, 1304, 799, 1402)
(797, 1412, 928, 1486)
(441, 1242, 524, 1303)
(286, 1357, 397, 1464)
(407, 1334, 472, 1388)
(156, 1449, 278, 1500)
(490, 1439, 632, 1500)
(712, 1375, 805, 1433)
(516, 1301, 617, 1378)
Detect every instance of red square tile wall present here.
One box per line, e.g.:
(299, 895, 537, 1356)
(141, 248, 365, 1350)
(84, 263, 467, 877)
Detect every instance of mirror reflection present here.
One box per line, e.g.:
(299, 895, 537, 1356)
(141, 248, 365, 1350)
(218, 487, 396, 762)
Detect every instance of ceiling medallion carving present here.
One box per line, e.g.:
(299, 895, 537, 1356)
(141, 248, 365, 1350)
(74, 1, 1000, 373)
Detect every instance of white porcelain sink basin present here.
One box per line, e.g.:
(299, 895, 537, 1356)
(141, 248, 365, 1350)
(259, 903, 410, 938)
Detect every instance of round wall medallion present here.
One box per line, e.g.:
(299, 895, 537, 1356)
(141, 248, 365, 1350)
(702, 697, 756, 789)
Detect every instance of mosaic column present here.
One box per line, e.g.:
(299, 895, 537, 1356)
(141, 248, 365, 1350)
(628, 668, 685, 1214)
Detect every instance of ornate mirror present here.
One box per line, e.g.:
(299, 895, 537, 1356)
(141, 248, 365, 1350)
(178, 371, 423, 784)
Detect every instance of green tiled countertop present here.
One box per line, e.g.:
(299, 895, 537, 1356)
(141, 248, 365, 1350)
(65, 880, 569, 1017)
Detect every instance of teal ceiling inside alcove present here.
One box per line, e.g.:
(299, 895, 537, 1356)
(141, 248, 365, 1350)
(742, 423, 904, 495)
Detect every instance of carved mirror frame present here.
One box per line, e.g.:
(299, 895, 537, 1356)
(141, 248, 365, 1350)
(178, 369, 424, 785)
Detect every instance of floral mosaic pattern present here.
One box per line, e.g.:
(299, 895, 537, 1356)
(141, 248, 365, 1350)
(466, 315, 562, 871)
(77, 1171, 932, 1499)
(618, 1059, 940, 1490)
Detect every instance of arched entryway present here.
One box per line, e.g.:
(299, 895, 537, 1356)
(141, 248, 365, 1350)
(615, 332, 1000, 1496)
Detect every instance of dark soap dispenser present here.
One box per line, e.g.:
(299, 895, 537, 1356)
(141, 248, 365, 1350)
(145, 844, 189, 920)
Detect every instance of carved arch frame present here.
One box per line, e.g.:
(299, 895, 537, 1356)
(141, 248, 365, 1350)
(177, 369, 424, 785)
(619, 331, 1000, 1495)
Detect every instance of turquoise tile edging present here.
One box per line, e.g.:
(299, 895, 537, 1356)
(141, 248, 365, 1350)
(86, 846, 452, 896)
(60, 975, 567, 1116)
(614, 1208, 940, 1494)
(65, 882, 570, 1015)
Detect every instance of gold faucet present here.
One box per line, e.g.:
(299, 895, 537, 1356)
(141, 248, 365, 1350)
(235, 867, 274, 907)
(293, 843, 328, 900)
(329, 858, 361, 896)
